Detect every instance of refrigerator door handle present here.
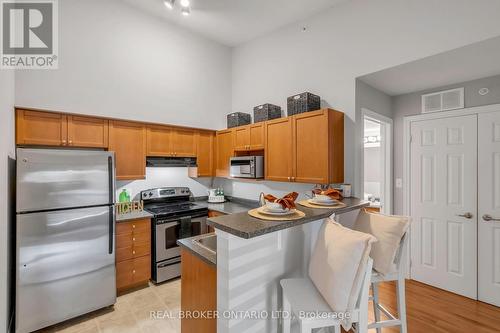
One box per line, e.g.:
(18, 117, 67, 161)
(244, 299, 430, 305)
(109, 206, 114, 254)
(107, 156, 114, 203)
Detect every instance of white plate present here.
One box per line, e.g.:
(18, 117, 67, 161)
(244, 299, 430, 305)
(257, 206, 296, 216)
(309, 198, 338, 206)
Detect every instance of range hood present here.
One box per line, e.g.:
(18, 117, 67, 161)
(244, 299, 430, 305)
(146, 156, 197, 167)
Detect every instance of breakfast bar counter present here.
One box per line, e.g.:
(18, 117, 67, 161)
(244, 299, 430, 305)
(206, 197, 369, 239)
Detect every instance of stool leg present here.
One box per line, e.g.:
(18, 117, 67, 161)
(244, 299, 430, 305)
(396, 277, 407, 333)
(372, 282, 382, 333)
(282, 292, 291, 333)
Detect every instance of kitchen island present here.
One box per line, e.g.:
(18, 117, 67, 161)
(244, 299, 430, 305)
(207, 197, 369, 333)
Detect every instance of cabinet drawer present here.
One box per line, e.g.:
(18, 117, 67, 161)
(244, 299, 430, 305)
(116, 242, 151, 262)
(133, 242, 151, 258)
(116, 230, 150, 248)
(133, 255, 151, 283)
(116, 218, 150, 235)
(116, 246, 134, 262)
(116, 260, 134, 290)
(116, 255, 151, 290)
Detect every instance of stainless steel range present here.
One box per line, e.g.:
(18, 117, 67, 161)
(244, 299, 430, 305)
(141, 187, 208, 283)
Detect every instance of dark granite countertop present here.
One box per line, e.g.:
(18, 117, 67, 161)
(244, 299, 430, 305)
(116, 210, 153, 223)
(206, 197, 370, 239)
(194, 196, 260, 215)
(177, 233, 217, 266)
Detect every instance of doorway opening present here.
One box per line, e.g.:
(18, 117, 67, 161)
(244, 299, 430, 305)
(362, 109, 393, 214)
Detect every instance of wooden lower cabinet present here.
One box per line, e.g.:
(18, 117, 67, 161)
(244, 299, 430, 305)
(115, 218, 151, 292)
(181, 249, 217, 333)
(207, 210, 225, 232)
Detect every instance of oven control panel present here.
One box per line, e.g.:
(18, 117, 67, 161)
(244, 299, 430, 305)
(141, 187, 191, 200)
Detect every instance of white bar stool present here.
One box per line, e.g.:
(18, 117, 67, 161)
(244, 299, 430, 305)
(280, 258, 373, 333)
(369, 233, 408, 333)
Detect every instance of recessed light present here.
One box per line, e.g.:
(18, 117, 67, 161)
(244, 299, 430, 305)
(181, 6, 190, 16)
(164, 0, 175, 9)
(180, 0, 190, 7)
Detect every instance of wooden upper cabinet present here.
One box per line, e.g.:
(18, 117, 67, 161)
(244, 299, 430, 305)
(293, 110, 330, 184)
(292, 109, 344, 184)
(264, 117, 293, 182)
(146, 126, 197, 157)
(146, 125, 172, 156)
(171, 128, 197, 157)
(215, 129, 234, 177)
(16, 109, 109, 148)
(233, 123, 264, 151)
(16, 109, 67, 146)
(196, 131, 215, 177)
(249, 123, 264, 150)
(233, 126, 250, 151)
(109, 120, 146, 180)
(264, 109, 344, 184)
(67, 116, 108, 148)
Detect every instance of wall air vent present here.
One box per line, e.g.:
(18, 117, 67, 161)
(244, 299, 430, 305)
(421, 87, 464, 113)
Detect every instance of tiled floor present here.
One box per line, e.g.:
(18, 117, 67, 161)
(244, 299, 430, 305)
(37, 279, 181, 333)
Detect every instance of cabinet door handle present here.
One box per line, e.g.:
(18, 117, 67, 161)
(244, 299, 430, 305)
(132, 250, 136, 255)
(132, 237, 136, 241)
(68, 140, 73, 145)
(132, 270, 136, 274)
(483, 214, 500, 222)
(62, 140, 67, 145)
(132, 225, 136, 229)
(287, 177, 291, 181)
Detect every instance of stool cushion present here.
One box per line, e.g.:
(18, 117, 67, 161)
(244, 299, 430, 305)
(354, 210, 410, 275)
(309, 218, 377, 314)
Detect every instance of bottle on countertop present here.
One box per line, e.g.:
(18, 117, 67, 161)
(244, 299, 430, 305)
(119, 189, 131, 203)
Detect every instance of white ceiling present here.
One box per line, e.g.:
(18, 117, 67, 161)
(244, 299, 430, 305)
(122, 0, 348, 46)
(359, 36, 500, 96)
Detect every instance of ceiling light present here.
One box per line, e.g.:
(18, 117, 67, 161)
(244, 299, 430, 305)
(180, 0, 190, 7)
(164, 0, 175, 9)
(181, 6, 190, 16)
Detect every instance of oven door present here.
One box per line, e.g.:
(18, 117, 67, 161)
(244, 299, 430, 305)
(230, 157, 255, 178)
(155, 215, 207, 262)
(156, 221, 181, 262)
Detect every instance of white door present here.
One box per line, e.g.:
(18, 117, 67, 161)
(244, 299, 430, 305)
(410, 115, 477, 299)
(478, 111, 500, 307)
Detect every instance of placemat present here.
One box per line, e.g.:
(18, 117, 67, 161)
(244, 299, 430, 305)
(297, 200, 347, 209)
(248, 208, 306, 221)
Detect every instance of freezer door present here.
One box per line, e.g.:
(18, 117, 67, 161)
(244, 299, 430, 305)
(16, 206, 116, 333)
(17, 148, 115, 213)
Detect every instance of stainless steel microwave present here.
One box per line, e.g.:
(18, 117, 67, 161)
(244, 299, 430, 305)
(229, 156, 264, 179)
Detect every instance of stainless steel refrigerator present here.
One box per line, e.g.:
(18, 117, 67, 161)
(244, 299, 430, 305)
(15, 148, 116, 333)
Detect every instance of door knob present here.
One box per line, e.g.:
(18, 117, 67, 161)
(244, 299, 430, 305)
(457, 212, 473, 219)
(483, 214, 500, 222)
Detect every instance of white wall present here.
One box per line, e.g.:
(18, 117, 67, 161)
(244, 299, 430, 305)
(0, 70, 15, 332)
(14, 0, 232, 130)
(117, 167, 213, 200)
(231, 0, 500, 195)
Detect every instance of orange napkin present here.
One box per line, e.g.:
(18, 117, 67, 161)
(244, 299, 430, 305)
(312, 188, 343, 200)
(264, 192, 299, 210)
